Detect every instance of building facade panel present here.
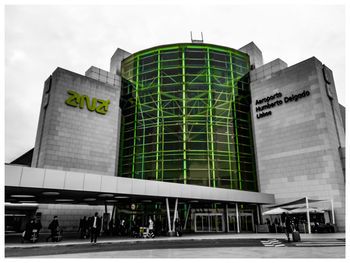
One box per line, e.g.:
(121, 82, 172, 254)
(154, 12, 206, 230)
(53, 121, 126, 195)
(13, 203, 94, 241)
(119, 43, 258, 191)
(31, 68, 121, 176)
(6, 41, 345, 234)
(250, 57, 345, 231)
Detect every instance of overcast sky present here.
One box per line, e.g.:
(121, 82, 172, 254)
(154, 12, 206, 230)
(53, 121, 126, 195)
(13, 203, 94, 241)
(5, 4, 346, 162)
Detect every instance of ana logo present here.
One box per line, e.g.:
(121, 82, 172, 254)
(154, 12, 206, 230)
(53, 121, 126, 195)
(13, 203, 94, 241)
(65, 90, 110, 115)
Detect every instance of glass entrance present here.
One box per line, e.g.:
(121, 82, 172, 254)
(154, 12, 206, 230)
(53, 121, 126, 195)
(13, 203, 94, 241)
(240, 213, 254, 232)
(194, 213, 224, 232)
(227, 214, 237, 232)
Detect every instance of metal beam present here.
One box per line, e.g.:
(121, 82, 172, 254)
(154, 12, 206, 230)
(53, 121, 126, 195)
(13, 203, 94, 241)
(225, 204, 229, 232)
(156, 50, 161, 181)
(331, 199, 335, 224)
(183, 203, 191, 230)
(230, 53, 242, 190)
(172, 198, 178, 232)
(207, 48, 216, 187)
(182, 49, 187, 184)
(306, 196, 311, 234)
(236, 203, 240, 233)
(256, 204, 261, 225)
(131, 56, 140, 179)
(166, 198, 172, 233)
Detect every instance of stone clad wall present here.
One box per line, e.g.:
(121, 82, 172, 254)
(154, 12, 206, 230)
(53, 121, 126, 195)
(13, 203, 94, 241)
(32, 67, 121, 176)
(250, 57, 345, 231)
(37, 204, 108, 232)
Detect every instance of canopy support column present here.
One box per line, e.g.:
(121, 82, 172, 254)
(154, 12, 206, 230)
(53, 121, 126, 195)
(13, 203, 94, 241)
(331, 199, 335, 224)
(236, 203, 240, 233)
(306, 196, 311, 234)
(256, 204, 261, 225)
(225, 204, 229, 232)
(172, 198, 178, 232)
(183, 204, 191, 230)
(165, 198, 172, 233)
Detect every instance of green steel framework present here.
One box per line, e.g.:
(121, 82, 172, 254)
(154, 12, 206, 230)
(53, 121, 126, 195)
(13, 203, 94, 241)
(119, 43, 258, 191)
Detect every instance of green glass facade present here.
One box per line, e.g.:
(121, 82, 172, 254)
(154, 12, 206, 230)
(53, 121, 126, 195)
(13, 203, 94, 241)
(119, 43, 257, 191)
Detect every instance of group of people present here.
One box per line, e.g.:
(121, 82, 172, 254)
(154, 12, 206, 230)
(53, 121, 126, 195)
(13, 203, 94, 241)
(22, 215, 61, 243)
(21, 215, 42, 243)
(22, 212, 184, 244)
(281, 212, 300, 242)
(266, 215, 299, 234)
(78, 212, 102, 244)
(107, 216, 183, 238)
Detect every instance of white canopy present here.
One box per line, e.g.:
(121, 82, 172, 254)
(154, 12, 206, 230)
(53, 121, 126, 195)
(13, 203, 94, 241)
(265, 196, 334, 234)
(262, 207, 290, 215)
(289, 207, 324, 214)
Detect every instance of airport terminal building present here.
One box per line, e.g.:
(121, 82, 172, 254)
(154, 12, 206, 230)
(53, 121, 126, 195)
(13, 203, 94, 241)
(5, 41, 345, 234)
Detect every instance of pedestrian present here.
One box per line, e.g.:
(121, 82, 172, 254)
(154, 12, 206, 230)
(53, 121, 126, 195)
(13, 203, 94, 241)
(89, 212, 101, 244)
(115, 218, 120, 236)
(34, 215, 42, 240)
(175, 218, 182, 237)
(46, 216, 59, 242)
(293, 216, 299, 232)
(155, 218, 161, 236)
(78, 216, 88, 239)
(108, 218, 114, 236)
(131, 219, 138, 238)
(120, 218, 126, 236)
(148, 217, 155, 238)
(22, 217, 35, 243)
(281, 212, 292, 242)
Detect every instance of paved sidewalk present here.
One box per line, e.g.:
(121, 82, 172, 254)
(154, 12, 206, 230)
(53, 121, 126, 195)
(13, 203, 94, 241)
(5, 232, 345, 249)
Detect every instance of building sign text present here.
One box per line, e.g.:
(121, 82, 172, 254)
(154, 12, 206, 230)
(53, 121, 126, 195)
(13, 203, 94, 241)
(65, 90, 110, 115)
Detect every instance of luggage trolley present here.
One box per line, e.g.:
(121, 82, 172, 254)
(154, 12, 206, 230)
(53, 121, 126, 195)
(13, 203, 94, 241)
(139, 227, 154, 238)
(21, 228, 39, 243)
(53, 226, 63, 242)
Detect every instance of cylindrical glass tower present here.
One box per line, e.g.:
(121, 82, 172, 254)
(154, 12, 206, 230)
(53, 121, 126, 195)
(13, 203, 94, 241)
(119, 43, 257, 191)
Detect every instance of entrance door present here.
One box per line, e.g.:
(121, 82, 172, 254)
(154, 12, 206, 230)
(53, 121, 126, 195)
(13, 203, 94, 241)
(240, 213, 254, 232)
(194, 213, 224, 232)
(227, 214, 237, 232)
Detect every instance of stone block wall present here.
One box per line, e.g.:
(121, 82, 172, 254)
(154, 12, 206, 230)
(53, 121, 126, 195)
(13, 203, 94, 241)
(37, 204, 108, 232)
(31, 67, 121, 176)
(239, 42, 264, 69)
(250, 57, 345, 231)
(85, 66, 121, 86)
(110, 48, 131, 76)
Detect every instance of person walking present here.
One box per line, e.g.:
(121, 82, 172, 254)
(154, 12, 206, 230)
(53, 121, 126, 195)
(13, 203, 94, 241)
(33, 215, 42, 241)
(89, 212, 101, 244)
(46, 216, 59, 242)
(22, 217, 35, 243)
(175, 218, 182, 237)
(78, 216, 88, 239)
(281, 212, 292, 242)
(148, 217, 155, 238)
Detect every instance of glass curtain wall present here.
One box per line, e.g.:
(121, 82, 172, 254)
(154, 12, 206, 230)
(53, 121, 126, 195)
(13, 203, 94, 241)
(119, 43, 257, 191)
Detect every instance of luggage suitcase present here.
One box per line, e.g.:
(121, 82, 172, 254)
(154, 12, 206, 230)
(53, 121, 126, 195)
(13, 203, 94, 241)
(292, 230, 301, 242)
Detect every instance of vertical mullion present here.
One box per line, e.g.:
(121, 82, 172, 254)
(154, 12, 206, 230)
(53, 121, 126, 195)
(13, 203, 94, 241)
(206, 111, 211, 187)
(132, 56, 140, 179)
(247, 101, 258, 191)
(160, 53, 165, 181)
(207, 48, 216, 188)
(226, 101, 233, 189)
(140, 111, 145, 179)
(182, 48, 187, 184)
(227, 54, 236, 189)
(156, 51, 161, 181)
(118, 115, 125, 176)
(230, 53, 242, 190)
